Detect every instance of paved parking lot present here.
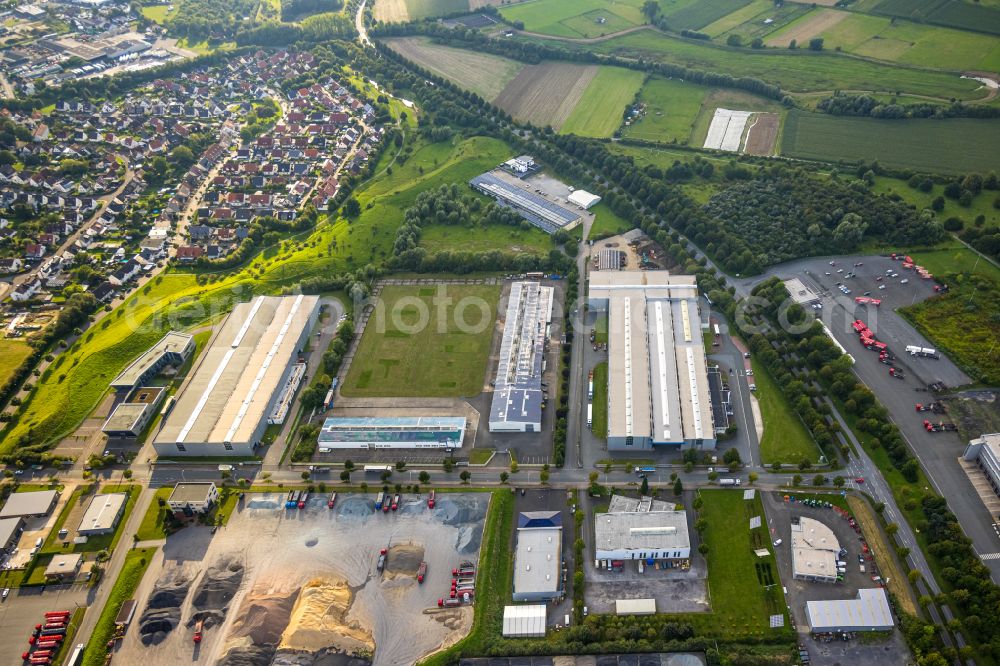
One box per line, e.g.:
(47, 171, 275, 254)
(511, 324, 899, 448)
(753, 254, 1000, 579)
(0, 583, 91, 666)
(761, 492, 912, 665)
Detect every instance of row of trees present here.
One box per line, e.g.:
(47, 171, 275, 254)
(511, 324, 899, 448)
(819, 93, 1000, 120)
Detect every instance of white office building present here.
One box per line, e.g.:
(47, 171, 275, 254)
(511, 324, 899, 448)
(594, 510, 690, 562)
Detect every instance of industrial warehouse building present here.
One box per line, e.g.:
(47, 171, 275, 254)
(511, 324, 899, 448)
(168, 482, 219, 514)
(963, 433, 1000, 497)
(317, 416, 466, 450)
(154, 295, 319, 456)
(102, 385, 166, 439)
(512, 511, 563, 602)
(806, 588, 894, 632)
(502, 605, 547, 638)
(0, 490, 59, 519)
(470, 170, 582, 234)
(45, 553, 83, 582)
(110, 331, 194, 392)
(791, 517, 841, 583)
(78, 492, 127, 536)
(595, 509, 691, 563)
(489, 282, 553, 433)
(588, 271, 715, 451)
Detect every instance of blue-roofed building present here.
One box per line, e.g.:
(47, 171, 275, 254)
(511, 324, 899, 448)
(470, 170, 581, 234)
(317, 416, 466, 450)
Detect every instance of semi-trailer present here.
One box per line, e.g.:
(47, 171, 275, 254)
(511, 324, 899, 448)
(375, 492, 385, 511)
(297, 492, 308, 509)
(43, 612, 70, 620)
(719, 478, 741, 486)
(327, 492, 337, 508)
(905, 345, 939, 359)
(417, 562, 427, 583)
(587, 404, 592, 428)
(427, 490, 436, 509)
(286, 491, 296, 508)
(377, 548, 387, 572)
(391, 494, 400, 511)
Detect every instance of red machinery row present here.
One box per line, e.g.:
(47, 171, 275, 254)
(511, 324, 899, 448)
(851, 320, 903, 378)
(438, 561, 476, 607)
(23, 610, 69, 665)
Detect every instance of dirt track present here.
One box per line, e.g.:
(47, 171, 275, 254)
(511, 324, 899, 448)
(744, 113, 780, 156)
(494, 62, 597, 130)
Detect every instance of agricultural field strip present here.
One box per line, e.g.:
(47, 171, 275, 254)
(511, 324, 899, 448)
(384, 38, 524, 101)
(493, 62, 598, 129)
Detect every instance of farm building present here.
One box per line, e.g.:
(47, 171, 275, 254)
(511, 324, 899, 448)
(110, 331, 194, 392)
(791, 517, 841, 584)
(594, 509, 690, 563)
(45, 553, 83, 581)
(512, 511, 563, 602)
(502, 605, 547, 638)
(588, 271, 715, 451)
(470, 170, 581, 234)
(317, 416, 466, 450)
(567, 189, 601, 209)
(167, 482, 219, 514)
(102, 385, 165, 439)
(153, 295, 320, 457)
(0, 490, 59, 519)
(78, 492, 127, 536)
(0, 517, 23, 552)
(963, 433, 1000, 498)
(806, 588, 894, 632)
(489, 282, 553, 433)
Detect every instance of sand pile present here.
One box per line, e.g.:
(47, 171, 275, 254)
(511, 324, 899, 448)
(191, 559, 245, 628)
(277, 578, 374, 656)
(384, 544, 423, 576)
(138, 570, 191, 645)
(422, 607, 465, 630)
(217, 585, 298, 666)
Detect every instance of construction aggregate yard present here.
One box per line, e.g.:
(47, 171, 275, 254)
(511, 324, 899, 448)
(114, 492, 490, 666)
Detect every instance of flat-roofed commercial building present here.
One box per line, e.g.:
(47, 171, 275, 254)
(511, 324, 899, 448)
(110, 331, 194, 392)
(806, 588, 894, 632)
(317, 417, 466, 450)
(791, 517, 841, 584)
(45, 553, 83, 581)
(102, 386, 165, 439)
(489, 282, 553, 433)
(0, 489, 59, 519)
(78, 492, 127, 536)
(963, 433, 1000, 497)
(588, 271, 715, 451)
(0, 517, 23, 552)
(154, 295, 320, 456)
(168, 482, 219, 513)
(595, 510, 690, 562)
(512, 511, 563, 602)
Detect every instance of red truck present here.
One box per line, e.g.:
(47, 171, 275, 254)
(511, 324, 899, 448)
(889, 367, 905, 379)
(193, 619, 204, 643)
(297, 493, 308, 509)
(417, 561, 427, 583)
(43, 612, 69, 620)
(327, 492, 337, 508)
(438, 598, 461, 608)
(427, 490, 436, 509)
(391, 494, 401, 511)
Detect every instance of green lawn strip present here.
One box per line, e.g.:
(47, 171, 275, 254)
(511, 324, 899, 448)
(340, 284, 499, 398)
(588, 203, 635, 239)
(417, 222, 552, 256)
(0, 338, 32, 389)
(751, 359, 822, 464)
(697, 489, 789, 635)
(469, 448, 495, 465)
(82, 548, 154, 666)
(561, 67, 646, 138)
(135, 487, 173, 541)
(593, 314, 608, 345)
(591, 361, 608, 439)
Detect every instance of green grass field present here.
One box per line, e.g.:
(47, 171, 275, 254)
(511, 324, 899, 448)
(707, 0, 811, 40)
(698, 489, 789, 631)
(0, 339, 32, 391)
(751, 360, 822, 464)
(417, 222, 552, 255)
(559, 29, 983, 99)
(83, 549, 154, 666)
(384, 38, 524, 102)
(136, 487, 173, 541)
(662, 0, 753, 31)
(591, 361, 608, 438)
(588, 203, 636, 239)
(561, 67, 645, 137)
(500, 0, 647, 38)
(341, 284, 499, 397)
(781, 110, 1000, 174)
(403, 0, 468, 20)
(622, 77, 708, 144)
(140, 4, 173, 22)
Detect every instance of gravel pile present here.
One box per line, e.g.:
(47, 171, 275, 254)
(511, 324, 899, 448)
(191, 559, 245, 628)
(138, 570, 191, 645)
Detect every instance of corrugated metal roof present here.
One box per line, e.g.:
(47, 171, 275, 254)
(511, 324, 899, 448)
(502, 605, 546, 637)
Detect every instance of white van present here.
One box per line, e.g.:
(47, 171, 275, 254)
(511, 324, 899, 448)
(34, 537, 42, 548)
